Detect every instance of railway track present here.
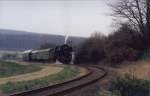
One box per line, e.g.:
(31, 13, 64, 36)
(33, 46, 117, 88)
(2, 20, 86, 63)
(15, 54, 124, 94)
(9, 66, 107, 96)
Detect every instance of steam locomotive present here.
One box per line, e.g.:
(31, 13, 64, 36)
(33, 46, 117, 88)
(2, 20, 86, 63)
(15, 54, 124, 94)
(22, 44, 73, 64)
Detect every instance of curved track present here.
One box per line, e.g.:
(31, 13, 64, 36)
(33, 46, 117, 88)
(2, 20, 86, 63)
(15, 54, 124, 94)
(9, 66, 107, 96)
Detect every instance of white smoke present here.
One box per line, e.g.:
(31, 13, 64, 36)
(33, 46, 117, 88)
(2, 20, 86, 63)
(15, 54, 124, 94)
(64, 35, 69, 44)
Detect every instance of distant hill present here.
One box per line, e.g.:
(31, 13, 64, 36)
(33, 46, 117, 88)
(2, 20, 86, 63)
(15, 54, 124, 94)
(0, 29, 86, 51)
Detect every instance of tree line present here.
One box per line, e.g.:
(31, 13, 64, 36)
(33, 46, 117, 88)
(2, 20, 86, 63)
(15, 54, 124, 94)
(74, 24, 141, 65)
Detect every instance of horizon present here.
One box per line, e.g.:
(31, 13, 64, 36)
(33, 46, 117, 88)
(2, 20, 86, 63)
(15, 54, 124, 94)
(0, 28, 88, 38)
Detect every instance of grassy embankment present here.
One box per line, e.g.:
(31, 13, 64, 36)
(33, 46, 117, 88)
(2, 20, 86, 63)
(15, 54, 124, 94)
(0, 61, 41, 78)
(0, 65, 79, 94)
(97, 50, 150, 96)
(80, 60, 149, 96)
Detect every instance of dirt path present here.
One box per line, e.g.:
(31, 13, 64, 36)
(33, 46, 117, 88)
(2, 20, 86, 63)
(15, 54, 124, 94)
(0, 65, 63, 84)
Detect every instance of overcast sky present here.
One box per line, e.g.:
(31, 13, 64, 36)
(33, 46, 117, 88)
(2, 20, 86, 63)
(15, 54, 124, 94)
(0, 0, 114, 37)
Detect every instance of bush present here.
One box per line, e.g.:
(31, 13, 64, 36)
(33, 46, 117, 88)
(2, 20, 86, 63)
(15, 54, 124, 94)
(106, 23, 143, 50)
(104, 23, 142, 64)
(74, 33, 106, 64)
(110, 75, 149, 96)
(140, 49, 150, 60)
(105, 46, 139, 65)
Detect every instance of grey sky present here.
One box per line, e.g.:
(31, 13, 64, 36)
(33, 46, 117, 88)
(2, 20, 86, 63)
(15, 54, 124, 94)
(0, 0, 113, 37)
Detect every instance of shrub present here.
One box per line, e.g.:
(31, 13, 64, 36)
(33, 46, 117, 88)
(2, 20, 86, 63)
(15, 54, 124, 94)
(105, 46, 139, 65)
(106, 23, 143, 50)
(140, 49, 150, 60)
(104, 23, 142, 64)
(110, 75, 149, 96)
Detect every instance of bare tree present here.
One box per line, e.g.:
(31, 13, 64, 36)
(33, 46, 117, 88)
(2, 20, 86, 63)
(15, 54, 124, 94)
(110, 0, 150, 46)
(146, 0, 150, 28)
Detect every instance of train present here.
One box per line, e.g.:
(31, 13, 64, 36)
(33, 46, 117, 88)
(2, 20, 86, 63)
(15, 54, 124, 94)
(22, 44, 73, 64)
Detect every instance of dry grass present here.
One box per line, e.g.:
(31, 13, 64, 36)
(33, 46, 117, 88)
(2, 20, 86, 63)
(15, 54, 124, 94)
(96, 60, 149, 96)
(77, 66, 88, 76)
(116, 60, 149, 80)
(0, 65, 63, 84)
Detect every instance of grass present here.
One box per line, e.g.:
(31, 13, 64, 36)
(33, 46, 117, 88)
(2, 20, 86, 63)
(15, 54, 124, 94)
(110, 75, 149, 96)
(0, 61, 41, 78)
(98, 90, 121, 96)
(118, 49, 150, 79)
(115, 60, 149, 80)
(0, 65, 62, 84)
(95, 60, 149, 96)
(0, 65, 79, 94)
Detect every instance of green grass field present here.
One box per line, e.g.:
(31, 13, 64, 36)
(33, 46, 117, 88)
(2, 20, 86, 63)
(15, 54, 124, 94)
(0, 61, 41, 78)
(0, 65, 79, 94)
